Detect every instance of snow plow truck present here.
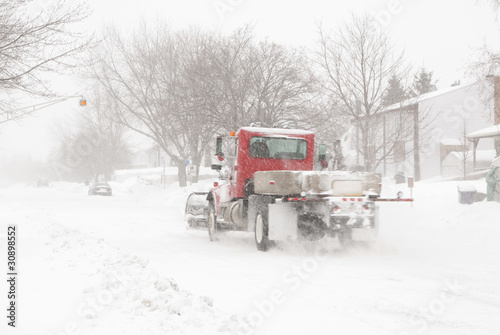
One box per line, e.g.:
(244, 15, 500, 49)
(185, 126, 412, 251)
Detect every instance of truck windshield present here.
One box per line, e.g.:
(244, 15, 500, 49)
(249, 136, 307, 159)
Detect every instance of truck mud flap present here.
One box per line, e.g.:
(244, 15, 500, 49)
(268, 202, 298, 240)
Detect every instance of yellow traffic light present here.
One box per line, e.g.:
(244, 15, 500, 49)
(80, 99, 86, 107)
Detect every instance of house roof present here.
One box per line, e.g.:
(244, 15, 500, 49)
(383, 82, 476, 113)
(467, 124, 500, 139)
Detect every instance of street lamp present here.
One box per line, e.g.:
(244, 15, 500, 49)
(5, 95, 87, 114)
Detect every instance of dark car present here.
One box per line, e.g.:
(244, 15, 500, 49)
(37, 178, 49, 187)
(88, 182, 112, 196)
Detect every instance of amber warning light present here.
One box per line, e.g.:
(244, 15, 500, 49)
(79, 99, 87, 107)
(229, 131, 236, 136)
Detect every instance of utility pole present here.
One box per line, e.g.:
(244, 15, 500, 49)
(413, 104, 421, 181)
(163, 157, 166, 189)
(383, 115, 386, 176)
(356, 100, 361, 168)
(494, 76, 500, 157)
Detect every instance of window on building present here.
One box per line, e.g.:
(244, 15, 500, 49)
(394, 140, 405, 163)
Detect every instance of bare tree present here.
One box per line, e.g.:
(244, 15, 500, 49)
(198, 26, 255, 132)
(196, 25, 318, 132)
(87, 23, 217, 186)
(87, 23, 321, 186)
(314, 13, 411, 171)
(247, 40, 318, 128)
(296, 94, 350, 157)
(458, 119, 473, 180)
(0, 0, 92, 123)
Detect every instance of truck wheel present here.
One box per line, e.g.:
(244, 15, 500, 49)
(255, 210, 271, 251)
(337, 230, 352, 248)
(207, 202, 218, 241)
(298, 215, 327, 241)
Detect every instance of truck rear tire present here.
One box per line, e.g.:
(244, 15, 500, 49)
(255, 209, 271, 251)
(208, 202, 219, 242)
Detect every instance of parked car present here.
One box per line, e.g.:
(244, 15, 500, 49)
(88, 182, 112, 196)
(37, 178, 49, 187)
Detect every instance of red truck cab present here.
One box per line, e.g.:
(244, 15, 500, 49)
(219, 127, 315, 199)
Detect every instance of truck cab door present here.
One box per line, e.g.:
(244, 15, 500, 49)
(229, 142, 239, 197)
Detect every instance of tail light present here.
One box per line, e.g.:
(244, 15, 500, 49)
(287, 197, 307, 202)
(363, 203, 373, 214)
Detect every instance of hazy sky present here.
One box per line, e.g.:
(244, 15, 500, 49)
(1, 0, 499, 161)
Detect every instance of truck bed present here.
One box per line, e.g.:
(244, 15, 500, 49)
(254, 170, 381, 196)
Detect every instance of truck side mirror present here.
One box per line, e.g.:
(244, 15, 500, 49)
(318, 144, 328, 168)
(215, 137, 224, 161)
(318, 144, 327, 161)
(211, 164, 222, 171)
(215, 152, 225, 161)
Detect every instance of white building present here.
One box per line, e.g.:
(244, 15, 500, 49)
(348, 80, 499, 180)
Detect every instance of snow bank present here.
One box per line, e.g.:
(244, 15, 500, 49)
(47, 181, 89, 193)
(0, 180, 241, 335)
(40, 222, 240, 335)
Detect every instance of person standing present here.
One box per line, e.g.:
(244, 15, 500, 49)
(486, 156, 500, 202)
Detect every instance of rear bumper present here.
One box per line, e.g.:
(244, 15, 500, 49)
(95, 190, 112, 196)
(328, 199, 379, 241)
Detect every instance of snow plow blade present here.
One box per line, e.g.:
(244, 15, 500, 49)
(184, 192, 209, 229)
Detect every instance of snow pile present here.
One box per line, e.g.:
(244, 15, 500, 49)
(42, 222, 240, 335)
(47, 181, 88, 193)
(378, 179, 499, 259)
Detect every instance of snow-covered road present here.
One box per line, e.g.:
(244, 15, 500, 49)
(1, 178, 499, 335)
